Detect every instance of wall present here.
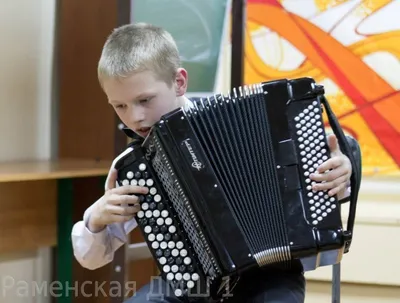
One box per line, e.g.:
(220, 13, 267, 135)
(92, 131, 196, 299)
(0, 0, 56, 302)
(0, 0, 57, 162)
(304, 177, 400, 302)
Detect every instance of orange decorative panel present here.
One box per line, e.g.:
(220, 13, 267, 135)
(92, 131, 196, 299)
(244, 0, 400, 176)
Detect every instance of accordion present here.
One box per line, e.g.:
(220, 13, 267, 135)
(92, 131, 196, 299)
(115, 77, 359, 300)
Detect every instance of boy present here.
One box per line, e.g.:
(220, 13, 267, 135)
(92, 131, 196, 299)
(71, 23, 353, 302)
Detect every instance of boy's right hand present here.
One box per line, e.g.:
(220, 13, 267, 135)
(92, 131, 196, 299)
(87, 167, 149, 233)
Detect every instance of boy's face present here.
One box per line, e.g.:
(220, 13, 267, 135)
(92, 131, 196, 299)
(103, 69, 188, 138)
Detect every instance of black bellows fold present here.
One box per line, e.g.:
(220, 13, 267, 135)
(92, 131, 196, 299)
(186, 84, 289, 262)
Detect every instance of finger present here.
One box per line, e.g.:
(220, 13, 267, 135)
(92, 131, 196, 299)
(310, 165, 348, 183)
(111, 185, 149, 196)
(110, 214, 136, 223)
(105, 147, 136, 191)
(107, 204, 140, 216)
(311, 174, 349, 193)
(327, 181, 347, 197)
(109, 194, 141, 206)
(315, 156, 343, 174)
(327, 133, 339, 154)
(105, 168, 118, 191)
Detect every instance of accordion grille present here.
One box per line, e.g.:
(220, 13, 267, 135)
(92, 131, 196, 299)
(150, 135, 219, 277)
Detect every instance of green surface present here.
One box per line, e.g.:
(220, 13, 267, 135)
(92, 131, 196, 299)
(57, 178, 74, 303)
(56, 176, 107, 302)
(131, 0, 229, 93)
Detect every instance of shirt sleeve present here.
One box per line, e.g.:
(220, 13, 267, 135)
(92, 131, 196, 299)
(71, 202, 138, 270)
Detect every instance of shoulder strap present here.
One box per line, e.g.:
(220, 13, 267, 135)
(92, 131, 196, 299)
(318, 90, 362, 253)
(315, 87, 362, 303)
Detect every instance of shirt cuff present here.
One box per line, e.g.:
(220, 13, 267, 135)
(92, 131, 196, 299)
(72, 220, 108, 245)
(78, 205, 109, 243)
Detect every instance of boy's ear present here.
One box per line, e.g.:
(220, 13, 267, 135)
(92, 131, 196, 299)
(175, 68, 188, 96)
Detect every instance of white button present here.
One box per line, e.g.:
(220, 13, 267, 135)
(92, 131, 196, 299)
(147, 179, 154, 186)
(126, 171, 134, 179)
(167, 273, 174, 281)
(175, 273, 182, 280)
(157, 218, 164, 226)
(192, 273, 199, 281)
(139, 163, 146, 171)
(165, 218, 173, 225)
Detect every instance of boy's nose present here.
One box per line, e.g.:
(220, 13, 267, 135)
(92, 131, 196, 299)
(129, 107, 145, 124)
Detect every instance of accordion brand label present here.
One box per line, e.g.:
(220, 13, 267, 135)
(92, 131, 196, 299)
(181, 138, 204, 171)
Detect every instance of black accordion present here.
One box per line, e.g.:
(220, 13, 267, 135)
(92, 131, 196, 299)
(115, 77, 359, 300)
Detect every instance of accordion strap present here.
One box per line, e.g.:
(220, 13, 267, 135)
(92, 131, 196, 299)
(318, 90, 362, 303)
(318, 91, 361, 253)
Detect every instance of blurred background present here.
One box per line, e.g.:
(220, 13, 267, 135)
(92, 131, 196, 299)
(0, 0, 399, 302)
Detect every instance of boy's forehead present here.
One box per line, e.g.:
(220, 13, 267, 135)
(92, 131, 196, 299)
(104, 72, 159, 102)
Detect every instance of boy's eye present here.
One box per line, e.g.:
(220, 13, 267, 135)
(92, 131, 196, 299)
(139, 97, 152, 104)
(115, 104, 126, 109)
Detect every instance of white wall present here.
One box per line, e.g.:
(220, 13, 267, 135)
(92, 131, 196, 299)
(0, 0, 56, 302)
(304, 177, 400, 302)
(0, 0, 57, 162)
(0, 249, 52, 303)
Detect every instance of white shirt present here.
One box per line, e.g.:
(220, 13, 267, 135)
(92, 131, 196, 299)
(71, 204, 137, 270)
(71, 98, 352, 270)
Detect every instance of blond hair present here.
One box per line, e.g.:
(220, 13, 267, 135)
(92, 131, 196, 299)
(98, 23, 181, 86)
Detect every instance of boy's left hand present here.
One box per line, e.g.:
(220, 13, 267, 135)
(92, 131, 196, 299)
(309, 134, 352, 197)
